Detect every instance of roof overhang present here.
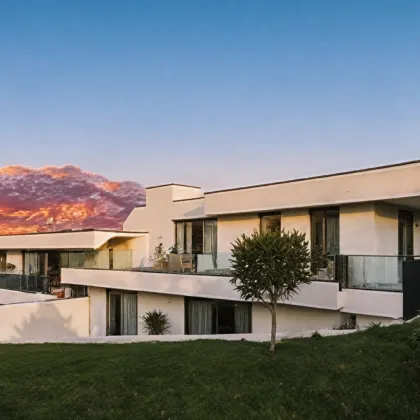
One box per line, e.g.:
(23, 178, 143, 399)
(0, 230, 148, 251)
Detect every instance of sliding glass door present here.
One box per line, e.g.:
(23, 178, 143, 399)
(108, 291, 138, 336)
(176, 219, 217, 255)
(186, 298, 251, 335)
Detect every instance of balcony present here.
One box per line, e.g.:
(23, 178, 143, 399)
(60, 249, 133, 270)
(0, 272, 52, 294)
(333, 255, 417, 292)
(134, 253, 413, 293)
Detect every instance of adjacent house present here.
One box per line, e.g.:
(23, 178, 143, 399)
(2, 160, 420, 339)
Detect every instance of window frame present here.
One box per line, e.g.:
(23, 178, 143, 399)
(184, 297, 252, 335)
(310, 207, 340, 255)
(259, 212, 282, 233)
(174, 218, 217, 254)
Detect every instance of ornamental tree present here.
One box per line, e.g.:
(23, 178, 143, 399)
(230, 229, 325, 352)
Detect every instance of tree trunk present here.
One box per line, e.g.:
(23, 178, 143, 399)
(268, 303, 277, 353)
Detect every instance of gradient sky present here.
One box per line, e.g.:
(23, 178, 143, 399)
(1, 0, 419, 190)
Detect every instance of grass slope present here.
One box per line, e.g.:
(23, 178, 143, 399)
(0, 324, 419, 420)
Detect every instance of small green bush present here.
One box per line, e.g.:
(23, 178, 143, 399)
(141, 310, 171, 335)
(366, 322, 382, 331)
(311, 331, 322, 339)
(408, 327, 420, 350)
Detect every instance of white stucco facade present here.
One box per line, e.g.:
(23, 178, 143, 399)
(2, 161, 420, 340)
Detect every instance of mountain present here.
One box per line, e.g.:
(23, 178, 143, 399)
(0, 165, 145, 234)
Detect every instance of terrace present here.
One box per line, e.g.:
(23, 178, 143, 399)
(133, 252, 413, 293)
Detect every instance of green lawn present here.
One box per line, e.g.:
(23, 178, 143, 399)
(0, 324, 419, 420)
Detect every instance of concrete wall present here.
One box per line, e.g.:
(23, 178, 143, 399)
(89, 287, 107, 337)
(5, 251, 23, 272)
(138, 292, 185, 335)
(217, 214, 259, 254)
(374, 202, 398, 255)
(252, 303, 340, 333)
(0, 230, 143, 251)
(0, 297, 89, 342)
(340, 203, 375, 254)
(355, 314, 397, 327)
(205, 161, 420, 215)
(63, 269, 342, 312)
(339, 289, 402, 318)
(0, 289, 56, 305)
(123, 185, 206, 258)
(281, 209, 311, 241)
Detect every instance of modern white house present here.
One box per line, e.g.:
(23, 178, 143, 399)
(1, 160, 420, 341)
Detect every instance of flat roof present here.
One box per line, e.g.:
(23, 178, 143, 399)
(205, 159, 420, 195)
(0, 228, 147, 237)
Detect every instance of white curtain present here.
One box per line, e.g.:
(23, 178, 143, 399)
(121, 293, 138, 335)
(204, 220, 217, 268)
(326, 213, 339, 255)
(24, 252, 38, 274)
(185, 222, 193, 253)
(234, 303, 251, 333)
(189, 300, 212, 335)
(176, 223, 185, 253)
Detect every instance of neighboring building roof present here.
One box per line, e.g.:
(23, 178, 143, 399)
(205, 159, 420, 195)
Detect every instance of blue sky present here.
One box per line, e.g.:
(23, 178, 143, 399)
(1, 0, 419, 190)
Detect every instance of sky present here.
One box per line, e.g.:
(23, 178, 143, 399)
(1, 0, 419, 191)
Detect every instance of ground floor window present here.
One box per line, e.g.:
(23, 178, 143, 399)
(185, 298, 251, 335)
(107, 290, 138, 336)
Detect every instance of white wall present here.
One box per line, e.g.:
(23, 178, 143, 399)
(0, 231, 145, 252)
(205, 161, 420, 215)
(0, 297, 89, 342)
(0, 289, 56, 305)
(123, 185, 206, 258)
(339, 289, 402, 318)
(89, 287, 107, 337)
(5, 251, 23, 272)
(217, 214, 259, 253)
(64, 269, 342, 312)
(281, 209, 311, 240)
(138, 292, 185, 335)
(252, 303, 340, 333)
(286, 281, 340, 310)
(340, 203, 375, 254)
(354, 314, 397, 327)
(374, 202, 398, 255)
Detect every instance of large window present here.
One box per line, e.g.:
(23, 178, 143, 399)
(260, 213, 281, 233)
(175, 219, 217, 254)
(185, 298, 251, 335)
(398, 210, 413, 256)
(310, 208, 340, 255)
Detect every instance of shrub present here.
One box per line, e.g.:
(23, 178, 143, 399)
(311, 330, 322, 339)
(141, 310, 171, 335)
(336, 314, 357, 330)
(366, 322, 382, 331)
(408, 327, 420, 350)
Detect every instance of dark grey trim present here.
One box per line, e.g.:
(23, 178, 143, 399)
(205, 160, 420, 195)
(173, 196, 204, 203)
(146, 183, 201, 190)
